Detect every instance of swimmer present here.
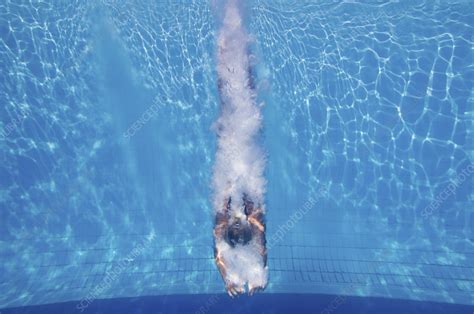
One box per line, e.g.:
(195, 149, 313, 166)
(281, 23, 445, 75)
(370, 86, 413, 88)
(214, 194, 267, 296)
(213, 0, 267, 297)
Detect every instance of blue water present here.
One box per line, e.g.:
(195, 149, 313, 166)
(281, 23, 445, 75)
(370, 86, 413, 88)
(0, 0, 473, 313)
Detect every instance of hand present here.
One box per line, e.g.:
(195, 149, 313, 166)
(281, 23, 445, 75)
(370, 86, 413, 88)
(226, 283, 244, 297)
(248, 284, 265, 296)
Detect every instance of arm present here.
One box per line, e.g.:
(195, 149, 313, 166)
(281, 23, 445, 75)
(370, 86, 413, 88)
(243, 196, 267, 264)
(249, 211, 267, 266)
(214, 198, 244, 296)
(214, 225, 245, 296)
(247, 218, 267, 295)
(214, 244, 227, 281)
(244, 198, 267, 295)
(214, 198, 229, 280)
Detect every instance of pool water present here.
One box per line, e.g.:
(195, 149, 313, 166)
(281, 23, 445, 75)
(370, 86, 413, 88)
(0, 0, 473, 313)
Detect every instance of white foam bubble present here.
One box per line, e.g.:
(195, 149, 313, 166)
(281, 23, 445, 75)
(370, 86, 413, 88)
(212, 0, 266, 214)
(216, 239, 268, 289)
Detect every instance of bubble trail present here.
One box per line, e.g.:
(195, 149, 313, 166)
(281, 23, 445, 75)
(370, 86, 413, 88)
(212, 0, 265, 214)
(211, 0, 268, 295)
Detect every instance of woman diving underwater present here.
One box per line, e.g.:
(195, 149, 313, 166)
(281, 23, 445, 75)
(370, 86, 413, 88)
(214, 195, 267, 296)
(212, 0, 268, 296)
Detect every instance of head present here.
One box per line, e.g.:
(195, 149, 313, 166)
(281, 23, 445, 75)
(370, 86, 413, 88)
(226, 218, 252, 247)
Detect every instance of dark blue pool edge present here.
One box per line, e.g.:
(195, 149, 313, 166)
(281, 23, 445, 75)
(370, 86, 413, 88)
(1, 293, 472, 314)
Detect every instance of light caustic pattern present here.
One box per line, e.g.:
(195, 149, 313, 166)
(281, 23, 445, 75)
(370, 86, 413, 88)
(0, 0, 218, 309)
(0, 0, 473, 310)
(254, 0, 473, 304)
